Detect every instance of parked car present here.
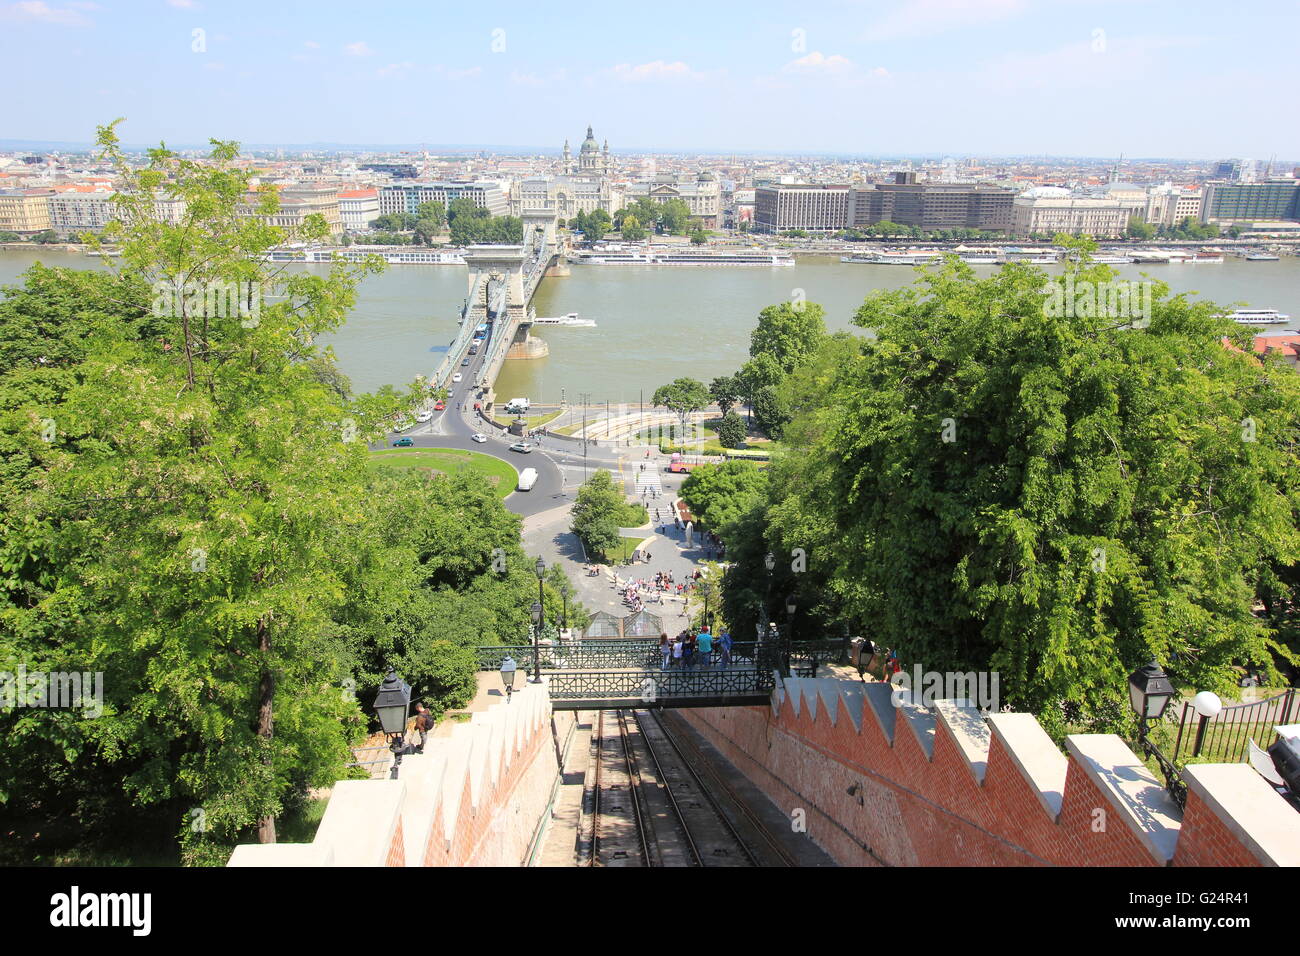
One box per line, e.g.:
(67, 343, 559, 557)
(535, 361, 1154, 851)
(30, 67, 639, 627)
(471, 433, 487, 443)
(509, 442, 533, 454)
(392, 437, 414, 447)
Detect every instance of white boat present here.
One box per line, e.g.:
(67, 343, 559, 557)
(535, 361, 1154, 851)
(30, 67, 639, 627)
(1188, 252, 1224, 263)
(1245, 253, 1280, 261)
(573, 250, 794, 266)
(1228, 309, 1290, 326)
(871, 250, 943, 265)
(533, 312, 597, 327)
(840, 254, 877, 263)
(958, 255, 999, 264)
(1090, 254, 1135, 264)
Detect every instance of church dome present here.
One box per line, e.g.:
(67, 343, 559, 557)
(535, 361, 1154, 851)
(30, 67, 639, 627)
(580, 126, 599, 154)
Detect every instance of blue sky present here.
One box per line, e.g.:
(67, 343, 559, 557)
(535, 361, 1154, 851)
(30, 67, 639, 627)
(2, 0, 1297, 159)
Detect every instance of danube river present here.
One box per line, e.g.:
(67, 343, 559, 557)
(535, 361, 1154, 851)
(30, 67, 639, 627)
(3, 248, 1299, 403)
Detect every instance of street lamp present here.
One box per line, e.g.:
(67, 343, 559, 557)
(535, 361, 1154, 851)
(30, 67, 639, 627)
(530, 599, 544, 684)
(1190, 690, 1222, 758)
(783, 593, 797, 677)
(500, 655, 518, 703)
(373, 667, 414, 779)
(1126, 659, 1185, 808)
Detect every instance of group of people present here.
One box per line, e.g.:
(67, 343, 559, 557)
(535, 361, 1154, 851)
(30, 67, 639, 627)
(659, 626, 733, 670)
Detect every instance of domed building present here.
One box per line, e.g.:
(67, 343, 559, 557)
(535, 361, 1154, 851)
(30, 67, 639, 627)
(511, 126, 622, 219)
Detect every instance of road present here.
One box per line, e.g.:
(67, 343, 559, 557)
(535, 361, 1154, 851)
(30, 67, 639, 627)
(370, 324, 636, 518)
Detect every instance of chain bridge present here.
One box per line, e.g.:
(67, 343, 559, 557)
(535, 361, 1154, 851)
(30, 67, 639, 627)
(429, 208, 568, 405)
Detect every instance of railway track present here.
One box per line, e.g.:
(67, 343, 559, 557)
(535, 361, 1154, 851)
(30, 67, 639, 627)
(586, 708, 794, 867)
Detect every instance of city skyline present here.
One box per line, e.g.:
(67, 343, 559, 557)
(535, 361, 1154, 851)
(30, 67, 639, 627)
(1, 0, 1297, 159)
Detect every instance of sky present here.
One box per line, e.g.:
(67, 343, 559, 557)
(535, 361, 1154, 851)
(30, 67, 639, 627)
(1, 0, 1297, 160)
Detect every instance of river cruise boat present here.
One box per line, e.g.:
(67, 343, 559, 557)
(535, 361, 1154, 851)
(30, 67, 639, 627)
(573, 250, 793, 266)
(533, 312, 597, 327)
(1245, 252, 1281, 261)
(870, 249, 943, 265)
(1000, 248, 1061, 264)
(1188, 249, 1225, 263)
(261, 246, 465, 265)
(1228, 309, 1290, 326)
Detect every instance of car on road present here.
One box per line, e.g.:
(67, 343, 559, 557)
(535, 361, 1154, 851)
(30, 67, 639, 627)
(392, 437, 415, 447)
(517, 467, 538, 491)
(434, 401, 446, 411)
(461, 358, 471, 366)
(471, 433, 487, 443)
(452, 372, 463, 383)
(415, 410, 433, 423)
(508, 442, 533, 454)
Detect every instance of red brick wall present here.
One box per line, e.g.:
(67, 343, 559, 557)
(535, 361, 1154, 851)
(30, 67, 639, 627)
(1171, 789, 1262, 867)
(680, 690, 1268, 868)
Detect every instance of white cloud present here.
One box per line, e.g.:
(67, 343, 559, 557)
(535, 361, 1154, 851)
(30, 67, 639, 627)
(782, 51, 855, 74)
(436, 65, 481, 80)
(377, 61, 414, 77)
(864, 0, 1030, 42)
(165, 0, 199, 8)
(1, 1, 94, 26)
(343, 41, 373, 57)
(303, 40, 319, 49)
(609, 60, 702, 82)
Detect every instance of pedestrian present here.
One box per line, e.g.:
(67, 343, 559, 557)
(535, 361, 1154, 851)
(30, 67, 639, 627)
(413, 702, 432, 753)
(719, 630, 733, 667)
(660, 632, 671, 671)
(683, 631, 696, 669)
(672, 635, 684, 668)
(696, 627, 713, 668)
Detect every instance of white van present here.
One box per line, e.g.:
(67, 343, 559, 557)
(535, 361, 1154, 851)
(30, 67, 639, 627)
(505, 397, 531, 414)
(517, 467, 538, 491)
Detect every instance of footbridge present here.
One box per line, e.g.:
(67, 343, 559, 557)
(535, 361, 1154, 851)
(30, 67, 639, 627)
(475, 639, 845, 711)
(429, 208, 568, 397)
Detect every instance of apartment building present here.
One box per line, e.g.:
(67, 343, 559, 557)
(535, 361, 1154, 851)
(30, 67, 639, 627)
(1201, 180, 1300, 225)
(378, 181, 508, 218)
(0, 188, 54, 234)
(240, 184, 343, 236)
(851, 172, 1014, 232)
(48, 187, 117, 235)
(338, 188, 380, 231)
(1011, 188, 1131, 237)
(753, 183, 851, 233)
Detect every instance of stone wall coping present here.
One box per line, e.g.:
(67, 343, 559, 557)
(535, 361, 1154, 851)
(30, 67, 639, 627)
(227, 842, 334, 867)
(1182, 763, 1300, 866)
(986, 713, 1067, 819)
(313, 779, 405, 866)
(1064, 734, 1181, 864)
(932, 699, 992, 783)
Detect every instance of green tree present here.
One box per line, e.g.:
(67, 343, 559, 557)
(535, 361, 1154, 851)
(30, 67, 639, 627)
(709, 374, 740, 417)
(759, 242, 1300, 732)
(717, 409, 746, 449)
(0, 122, 413, 862)
(621, 213, 646, 242)
(749, 301, 827, 373)
(681, 460, 768, 538)
(652, 377, 711, 433)
(689, 228, 707, 245)
(570, 469, 629, 557)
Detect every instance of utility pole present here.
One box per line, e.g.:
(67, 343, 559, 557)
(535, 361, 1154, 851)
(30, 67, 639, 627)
(578, 391, 591, 483)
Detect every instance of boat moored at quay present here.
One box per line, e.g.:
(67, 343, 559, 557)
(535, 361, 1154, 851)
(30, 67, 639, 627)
(572, 249, 794, 266)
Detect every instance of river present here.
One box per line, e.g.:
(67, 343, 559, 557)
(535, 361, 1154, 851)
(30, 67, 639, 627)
(4, 248, 1298, 404)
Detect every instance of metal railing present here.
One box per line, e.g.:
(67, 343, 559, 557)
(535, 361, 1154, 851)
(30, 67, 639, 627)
(545, 665, 777, 703)
(474, 639, 833, 676)
(1169, 687, 1298, 764)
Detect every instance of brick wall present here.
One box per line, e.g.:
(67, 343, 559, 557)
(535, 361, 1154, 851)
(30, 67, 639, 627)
(678, 677, 1300, 868)
(228, 682, 567, 867)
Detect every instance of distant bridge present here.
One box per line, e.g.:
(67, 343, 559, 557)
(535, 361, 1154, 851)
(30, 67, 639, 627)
(429, 208, 568, 399)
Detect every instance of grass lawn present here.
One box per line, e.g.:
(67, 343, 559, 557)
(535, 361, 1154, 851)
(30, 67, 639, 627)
(523, 409, 562, 429)
(368, 447, 516, 497)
